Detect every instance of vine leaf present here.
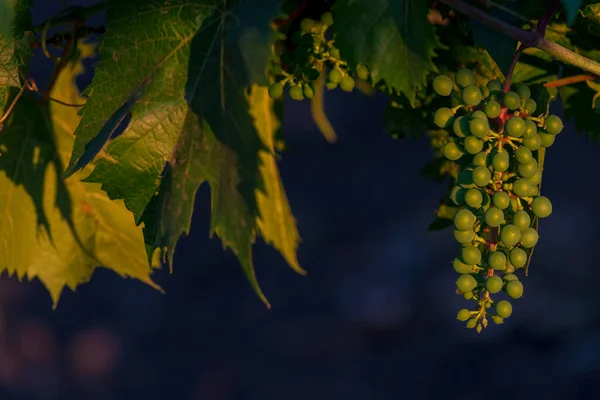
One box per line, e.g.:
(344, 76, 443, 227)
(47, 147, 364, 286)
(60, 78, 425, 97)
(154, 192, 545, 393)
(559, 82, 600, 143)
(580, 3, 600, 25)
(332, 0, 442, 106)
(0, 42, 161, 306)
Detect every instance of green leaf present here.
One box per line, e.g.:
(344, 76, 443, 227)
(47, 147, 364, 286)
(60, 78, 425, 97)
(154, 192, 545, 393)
(332, 0, 442, 105)
(580, 3, 600, 24)
(453, 46, 505, 82)
(559, 82, 600, 142)
(563, 0, 584, 26)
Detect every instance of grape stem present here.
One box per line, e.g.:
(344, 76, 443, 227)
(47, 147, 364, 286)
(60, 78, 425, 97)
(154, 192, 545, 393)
(439, 0, 600, 78)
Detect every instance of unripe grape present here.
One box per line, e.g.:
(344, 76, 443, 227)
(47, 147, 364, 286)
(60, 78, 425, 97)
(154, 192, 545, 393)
(524, 119, 537, 136)
(523, 132, 542, 151)
(489, 251, 507, 270)
(464, 291, 474, 300)
(505, 264, 516, 273)
(545, 114, 563, 134)
(453, 257, 474, 273)
(505, 116, 526, 137)
(450, 186, 466, 205)
(493, 191, 510, 209)
(486, 275, 504, 294)
(340, 76, 355, 92)
(464, 136, 483, 154)
(325, 82, 338, 90)
(496, 300, 513, 318)
(289, 85, 304, 100)
(512, 178, 532, 198)
(303, 84, 314, 99)
(487, 79, 503, 92)
(300, 18, 316, 32)
(463, 85, 483, 106)
(454, 229, 475, 244)
(539, 132, 556, 147)
(532, 196, 552, 218)
(492, 315, 504, 324)
(456, 274, 477, 293)
(484, 100, 501, 118)
(517, 161, 538, 178)
(443, 142, 463, 161)
(503, 91, 521, 110)
(454, 209, 476, 230)
(433, 75, 454, 96)
(268, 82, 284, 98)
(529, 171, 542, 185)
(509, 247, 528, 268)
(457, 309, 471, 321)
(472, 166, 491, 187)
(505, 280, 524, 299)
(328, 68, 343, 83)
(466, 318, 477, 329)
(516, 84, 531, 99)
(356, 65, 370, 81)
(329, 47, 341, 59)
(524, 98, 537, 114)
(512, 210, 531, 230)
(465, 188, 483, 208)
(453, 116, 470, 137)
(515, 146, 532, 164)
(504, 274, 519, 281)
(320, 11, 334, 26)
(501, 224, 521, 246)
(472, 110, 487, 120)
(469, 118, 489, 139)
(462, 246, 482, 265)
(473, 152, 488, 167)
(455, 68, 475, 88)
(492, 150, 509, 172)
(434, 107, 454, 128)
(485, 207, 504, 227)
(520, 227, 539, 248)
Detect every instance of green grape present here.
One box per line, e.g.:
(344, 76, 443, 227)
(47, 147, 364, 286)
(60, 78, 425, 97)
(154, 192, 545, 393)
(505, 280, 524, 299)
(469, 118, 489, 139)
(504, 274, 519, 281)
(520, 227, 539, 248)
(303, 84, 315, 99)
(492, 150, 509, 172)
(493, 191, 510, 209)
(300, 18, 316, 32)
(489, 251, 507, 270)
(453, 257, 474, 273)
(356, 65, 370, 81)
(464, 136, 483, 154)
(454, 229, 475, 244)
(472, 110, 487, 120)
(457, 168, 476, 188)
(456, 274, 477, 293)
(268, 82, 284, 98)
(455, 68, 475, 88)
(482, 87, 490, 99)
(472, 166, 491, 187)
(485, 207, 504, 227)
(463, 85, 483, 106)
(505, 116, 526, 137)
(512, 178, 532, 198)
(473, 152, 488, 167)
(509, 248, 528, 268)
(529, 171, 542, 186)
(503, 91, 521, 110)
(501, 224, 521, 246)
(539, 132, 555, 147)
(320, 11, 334, 26)
(328, 68, 343, 83)
(505, 264, 516, 273)
(433, 75, 453, 96)
(523, 133, 542, 151)
(496, 300, 513, 318)
(453, 116, 470, 137)
(325, 82, 338, 90)
(512, 210, 531, 230)
(466, 318, 478, 329)
(532, 196, 552, 218)
(450, 186, 466, 206)
(465, 188, 483, 208)
(434, 107, 455, 128)
(517, 160, 538, 178)
(515, 146, 532, 164)
(484, 100, 501, 118)
(486, 275, 504, 294)
(492, 315, 504, 324)
(462, 245, 482, 265)
(464, 291, 474, 300)
(443, 142, 463, 161)
(545, 114, 563, 134)
(487, 79, 503, 92)
(524, 98, 537, 114)
(516, 84, 531, 99)
(340, 76, 355, 92)
(457, 309, 471, 322)
(289, 85, 304, 100)
(524, 120, 537, 136)
(454, 209, 476, 230)
(329, 47, 341, 59)
(529, 184, 540, 197)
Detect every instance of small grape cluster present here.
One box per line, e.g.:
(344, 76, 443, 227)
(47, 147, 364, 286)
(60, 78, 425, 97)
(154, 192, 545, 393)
(431, 68, 562, 332)
(268, 12, 370, 100)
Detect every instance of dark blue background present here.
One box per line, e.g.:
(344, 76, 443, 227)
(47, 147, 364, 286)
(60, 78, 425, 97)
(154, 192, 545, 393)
(1, 2, 600, 400)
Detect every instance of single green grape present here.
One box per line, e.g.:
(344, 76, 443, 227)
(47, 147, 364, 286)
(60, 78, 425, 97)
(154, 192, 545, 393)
(512, 210, 531, 231)
(320, 11, 334, 26)
(340, 76, 355, 92)
(471, 110, 487, 120)
(520, 227, 539, 248)
(300, 18, 316, 32)
(433, 75, 453, 96)
(524, 98, 537, 114)
(456, 274, 478, 293)
(455, 68, 475, 88)
(504, 274, 519, 281)
(539, 132, 556, 147)
(496, 300, 513, 318)
(289, 85, 304, 100)
(501, 224, 521, 246)
(512, 178, 532, 198)
(505, 116, 526, 137)
(505, 264, 516, 274)
(328, 68, 343, 83)
(484, 100, 501, 118)
(524, 120, 537, 136)
(486, 275, 504, 294)
(532, 196, 552, 218)
(545, 114, 564, 134)
(303, 84, 314, 99)
(464, 136, 483, 154)
(465, 188, 483, 208)
(517, 161, 538, 178)
(454, 209, 476, 230)
(457, 309, 471, 322)
(487, 79, 503, 92)
(329, 47, 341, 59)
(434, 107, 455, 129)
(523, 133, 542, 151)
(515, 146, 532, 164)
(466, 319, 478, 329)
(464, 291, 474, 300)
(443, 142, 463, 161)
(473, 152, 488, 167)
(450, 186, 466, 206)
(485, 207, 504, 227)
(462, 245, 482, 265)
(489, 251, 507, 270)
(493, 191, 510, 209)
(529, 171, 542, 186)
(492, 315, 504, 324)
(492, 150, 509, 172)
(463, 85, 483, 106)
(472, 166, 491, 187)
(356, 65, 370, 81)
(469, 118, 489, 139)
(325, 81, 338, 90)
(452, 116, 470, 137)
(529, 184, 540, 197)
(509, 248, 528, 268)
(516, 84, 531, 99)
(453, 257, 474, 273)
(454, 229, 475, 244)
(268, 82, 284, 98)
(503, 91, 521, 110)
(505, 280, 524, 299)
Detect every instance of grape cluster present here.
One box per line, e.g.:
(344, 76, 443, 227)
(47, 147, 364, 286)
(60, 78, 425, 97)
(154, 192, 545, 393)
(431, 69, 562, 332)
(268, 12, 370, 100)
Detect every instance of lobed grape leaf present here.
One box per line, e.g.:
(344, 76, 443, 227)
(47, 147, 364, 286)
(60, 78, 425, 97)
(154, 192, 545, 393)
(332, 0, 442, 106)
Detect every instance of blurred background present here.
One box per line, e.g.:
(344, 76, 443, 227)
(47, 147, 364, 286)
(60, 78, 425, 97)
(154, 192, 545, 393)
(2, 1, 600, 399)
